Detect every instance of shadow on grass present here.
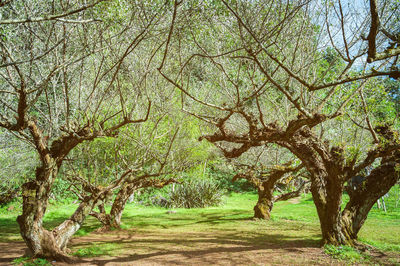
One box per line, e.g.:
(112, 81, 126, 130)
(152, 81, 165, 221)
(0, 209, 251, 241)
(0, 217, 20, 242)
(122, 209, 254, 229)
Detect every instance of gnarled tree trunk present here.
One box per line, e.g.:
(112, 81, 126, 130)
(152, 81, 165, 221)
(17, 162, 109, 261)
(341, 153, 400, 241)
(254, 179, 308, 220)
(253, 164, 304, 220)
(16, 120, 107, 260)
(92, 183, 136, 230)
(16, 161, 62, 259)
(254, 183, 275, 219)
(108, 183, 135, 228)
(286, 131, 353, 245)
(288, 129, 400, 246)
(91, 177, 177, 230)
(233, 162, 304, 220)
(274, 180, 308, 202)
(310, 176, 350, 245)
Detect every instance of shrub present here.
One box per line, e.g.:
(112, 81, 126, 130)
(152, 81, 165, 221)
(130, 186, 171, 206)
(207, 166, 253, 193)
(166, 179, 225, 208)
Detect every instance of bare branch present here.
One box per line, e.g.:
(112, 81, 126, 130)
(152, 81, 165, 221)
(0, 0, 106, 25)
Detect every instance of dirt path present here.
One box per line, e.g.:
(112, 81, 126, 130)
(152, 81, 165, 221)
(1, 230, 398, 266)
(0, 241, 27, 265)
(66, 231, 332, 265)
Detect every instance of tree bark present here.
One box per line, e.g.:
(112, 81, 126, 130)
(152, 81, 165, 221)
(17, 162, 109, 261)
(16, 163, 68, 260)
(93, 183, 135, 230)
(274, 181, 308, 202)
(252, 165, 302, 219)
(311, 177, 351, 245)
(91, 178, 177, 230)
(284, 131, 352, 245)
(286, 129, 400, 246)
(341, 153, 400, 240)
(16, 120, 108, 260)
(108, 183, 135, 228)
(254, 184, 274, 219)
(0, 187, 20, 205)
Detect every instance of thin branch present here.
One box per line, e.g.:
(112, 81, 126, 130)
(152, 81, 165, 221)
(0, 0, 106, 25)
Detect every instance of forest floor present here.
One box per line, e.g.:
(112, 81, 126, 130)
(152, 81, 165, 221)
(1, 192, 400, 265)
(2, 228, 399, 265)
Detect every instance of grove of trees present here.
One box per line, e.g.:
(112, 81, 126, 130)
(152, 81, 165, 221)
(0, 0, 399, 261)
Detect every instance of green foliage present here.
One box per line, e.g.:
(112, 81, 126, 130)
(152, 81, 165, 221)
(166, 179, 225, 208)
(50, 178, 75, 202)
(359, 239, 400, 252)
(316, 47, 346, 84)
(12, 257, 51, 266)
(207, 166, 253, 193)
(0, 199, 21, 215)
(324, 245, 370, 263)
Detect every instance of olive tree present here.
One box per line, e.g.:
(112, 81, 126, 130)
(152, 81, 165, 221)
(159, 0, 400, 246)
(0, 0, 170, 260)
(231, 146, 308, 219)
(66, 114, 193, 230)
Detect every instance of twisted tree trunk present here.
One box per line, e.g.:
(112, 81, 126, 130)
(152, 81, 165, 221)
(285, 131, 352, 245)
(254, 182, 275, 219)
(274, 181, 308, 202)
(92, 183, 136, 230)
(288, 128, 400, 246)
(108, 183, 135, 228)
(341, 153, 400, 241)
(310, 175, 350, 245)
(234, 164, 304, 220)
(16, 163, 62, 259)
(16, 121, 107, 260)
(17, 162, 109, 261)
(91, 178, 177, 230)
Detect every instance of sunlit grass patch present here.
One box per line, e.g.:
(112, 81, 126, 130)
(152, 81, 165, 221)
(324, 244, 370, 263)
(12, 257, 51, 266)
(73, 243, 120, 257)
(0, 189, 399, 260)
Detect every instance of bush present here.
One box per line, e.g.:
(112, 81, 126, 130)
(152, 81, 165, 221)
(166, 179, 225, 208)
(207, 166, 253, 193)
(131, 186, 171, 206)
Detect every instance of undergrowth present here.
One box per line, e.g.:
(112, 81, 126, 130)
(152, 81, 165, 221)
(324, 245, 371, 263)
(12, 257, 51, 266)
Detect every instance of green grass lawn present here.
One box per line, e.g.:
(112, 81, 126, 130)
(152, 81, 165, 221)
(1, 187, 400, 263)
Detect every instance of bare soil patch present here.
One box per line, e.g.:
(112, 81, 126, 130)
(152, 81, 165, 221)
(65, 230, 333, 265)
(1, 230, 399, 265)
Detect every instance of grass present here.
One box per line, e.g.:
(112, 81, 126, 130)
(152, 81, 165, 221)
(12, 257, 51, 266)
(1, 186, 400, 263)
(73, 243, 120, 257)
(324, 245, 370, 263)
